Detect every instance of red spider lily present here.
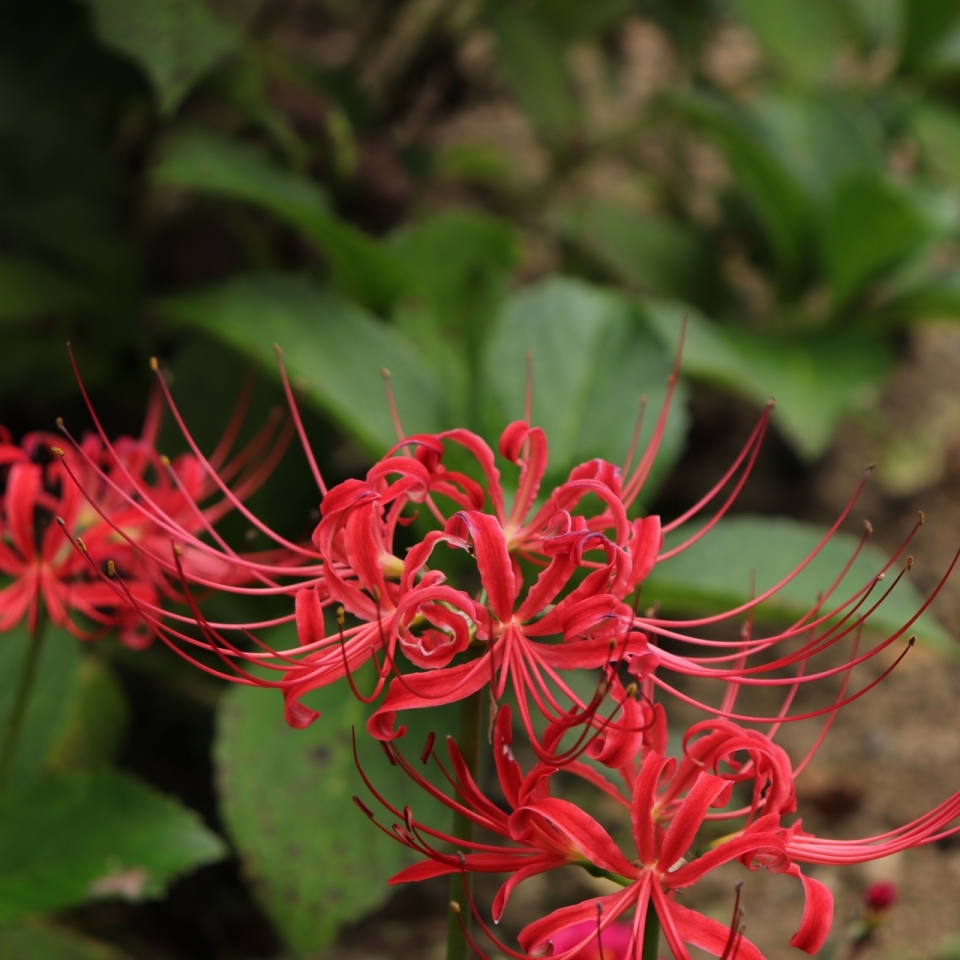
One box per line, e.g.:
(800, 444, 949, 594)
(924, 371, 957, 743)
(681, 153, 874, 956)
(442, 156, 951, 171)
(0, 426, 160, 642)
(355, 705, 830, 960)
(59, 342, 958, 748)
(544, 919, 633, 960)
(2, 360, 301, 645)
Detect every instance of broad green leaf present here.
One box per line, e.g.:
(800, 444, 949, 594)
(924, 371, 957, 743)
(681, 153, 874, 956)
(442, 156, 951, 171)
(46, 658, 129, 774)
(154, 133, 409, 313)
(0, 256, 87, 320)
(645, 515, 954, 654)
(847, 0, 901, 47)
(824, 172, 934, 304)
(489, 4, 578, 146)
(0, 625, 81, 789)
(392, 212, 519, 422)
(643, 302, 893, 459)
(913, 102, 960, 186)
(158, 273, 445, 453)
(215, 646, 455, 957)
(81, 0, 239, 114)
(678, 94, 812, 284)
(0, 770, 226, 921)
(750, 94, 885, 199)
(484, 277, 689, 497)
(901, 0, 960, 74)
(548, 201, 700, 297)
(735, 0, 847, 84)
(0, 922, 132, 959)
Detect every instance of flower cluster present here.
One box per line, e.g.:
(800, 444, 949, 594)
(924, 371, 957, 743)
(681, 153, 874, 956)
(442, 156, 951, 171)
(57, 352, 960, 959)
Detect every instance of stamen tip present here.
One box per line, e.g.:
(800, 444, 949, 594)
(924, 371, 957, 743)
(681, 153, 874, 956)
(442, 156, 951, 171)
(149, 356, 159, 371)
(50, 446, 64, 457)
(866, 461, 877, 473)
(864, 519, 873, 534)
(381, 367, 392, 381)
(55, 516, 66, 527)
(55, 416, 64, 430)
(908, 635, 916, 646)
(160, 454, 171, 468)
(766, 397, 776, 409)
(450, 901, 461, 914)
(907, 555, 914, 570)
(919, 510, 926, 524)
(107, 560, 116, 577)
(272, 343, 283, 357)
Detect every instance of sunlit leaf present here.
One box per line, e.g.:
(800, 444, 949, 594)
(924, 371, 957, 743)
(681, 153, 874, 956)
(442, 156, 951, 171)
(81, 0, 239, 113)
(154, 132, 409, 313)
(645, 515, 954, 654)
(159, 273, 446, 453)
(0, 771, 226, 921)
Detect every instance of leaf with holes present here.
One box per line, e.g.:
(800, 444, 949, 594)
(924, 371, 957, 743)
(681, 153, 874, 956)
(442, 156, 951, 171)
(215, 645, 455, 957)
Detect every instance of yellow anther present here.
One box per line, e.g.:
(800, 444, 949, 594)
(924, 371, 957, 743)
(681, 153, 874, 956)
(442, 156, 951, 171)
(50, 446, 64, 457)
(149, 357, 159, 371)
(107, 560, 116, 577)
(76, 537, 87, 553)
(160, 454, 171, 467)
(337, 605, 346, 626)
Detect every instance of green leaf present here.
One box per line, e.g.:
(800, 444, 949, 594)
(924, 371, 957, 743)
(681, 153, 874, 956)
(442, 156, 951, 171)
(734, 0, 847, 84)
(912, 102, 960, 186)
(154, 133, 409, 313)
(158, 273, 446, 453)
(45, 658, 129, 774)
(392, 212, 519, 423)
(823, 172, 934, 304)
(484, 277, 689, 496)
(0, 256, 87, 320)
(489, 4, 578, 146)
(548, 201, 700, 297)
(215, 649, 455, 957)
(81, 0, 239, 114)
(0, 922, 133, 959)
(901, 0, 960, 74)
(0, 625, 81, 789)
(0, 770, 226, 921)
(645, 515, 954, 654)
(643, 302, 893, 459)
(678, 94, 812, 284)
(749, 94, 884, 200)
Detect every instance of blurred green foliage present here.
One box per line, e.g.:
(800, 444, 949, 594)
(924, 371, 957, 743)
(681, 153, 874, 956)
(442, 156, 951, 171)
(4, 0, 960, 955)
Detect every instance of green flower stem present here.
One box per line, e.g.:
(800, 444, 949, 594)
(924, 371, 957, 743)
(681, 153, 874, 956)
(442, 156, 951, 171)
(446, 684, 484, 960)
(642, 901, 660, 960)
(0, 613, 48, 794)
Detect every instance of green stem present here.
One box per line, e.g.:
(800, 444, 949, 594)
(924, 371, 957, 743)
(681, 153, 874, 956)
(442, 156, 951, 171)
(446, 686, 484, 960)
(642, 901, 660, 960)
(0, 615, 48, 795)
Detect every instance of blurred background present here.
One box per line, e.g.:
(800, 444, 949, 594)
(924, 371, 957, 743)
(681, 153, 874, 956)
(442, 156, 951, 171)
(6, 0, 960, 957)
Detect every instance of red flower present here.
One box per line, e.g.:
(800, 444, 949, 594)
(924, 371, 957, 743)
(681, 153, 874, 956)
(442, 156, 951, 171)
(358, 705, 831, 960)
